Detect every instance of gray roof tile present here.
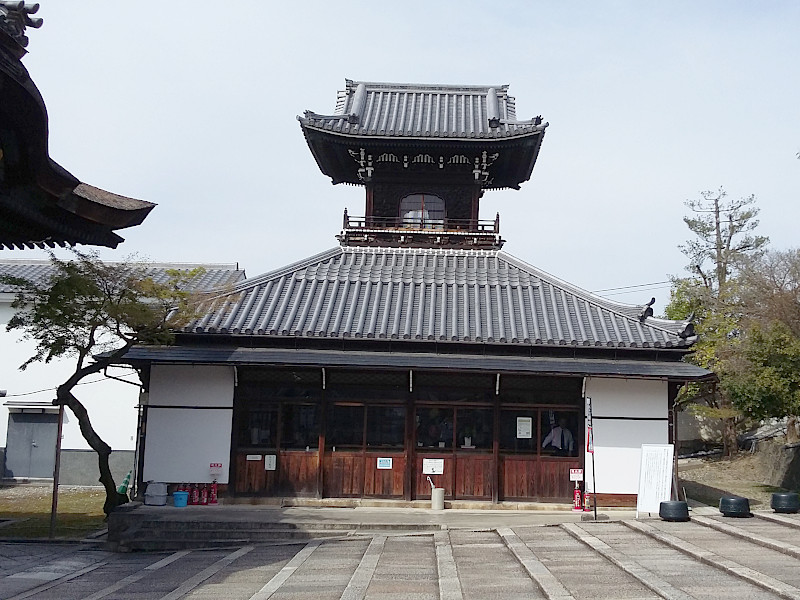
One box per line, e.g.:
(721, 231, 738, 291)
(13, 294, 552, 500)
(299, 80, 547, 141)
(0, 260, 245, 294)
(186, 247, 694, 350)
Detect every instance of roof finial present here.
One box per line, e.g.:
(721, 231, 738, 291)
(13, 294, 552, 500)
(486, 87, 500, 128)
(638, 297, 656, 322)
(348, 83, 367, 124)
(0, 2, 42, 50)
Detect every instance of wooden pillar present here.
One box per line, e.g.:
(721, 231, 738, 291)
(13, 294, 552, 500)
(365, 185, 374, 226)
(228, 396, 239, 496)
(317, 375, 327, 499)
(404, 373, 414, 501)
(492, 383, 500, 503)
(470, 186, 480, 229)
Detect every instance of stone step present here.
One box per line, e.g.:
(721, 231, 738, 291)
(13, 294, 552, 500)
(107, 530, 357, 552)
(131, 520, 441, 532)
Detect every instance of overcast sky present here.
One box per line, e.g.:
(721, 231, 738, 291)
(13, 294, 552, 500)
(14, 1, 800, 313)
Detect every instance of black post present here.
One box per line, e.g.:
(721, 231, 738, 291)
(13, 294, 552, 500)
(586, 396, 597, 521)
(49, 404, 64, 538)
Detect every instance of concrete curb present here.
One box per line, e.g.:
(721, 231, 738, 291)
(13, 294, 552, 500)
(434, 531, 464, 600)
(755, 511, 800, 529)
(561, 523, 694, 600)
(623, 519, 800, 600)
(498, 527, 575, 600)
(692, 515, 800, 559)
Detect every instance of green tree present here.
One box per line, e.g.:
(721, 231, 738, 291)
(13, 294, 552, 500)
(2, 251, 203, 515)
(666, 188, 768, 456)
(724, 322, 800, 443)
(726, 249, 800, 442)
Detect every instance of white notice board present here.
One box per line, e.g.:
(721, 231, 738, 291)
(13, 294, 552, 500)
(636, 444, 674, 517)
(422, 458, 444, 475)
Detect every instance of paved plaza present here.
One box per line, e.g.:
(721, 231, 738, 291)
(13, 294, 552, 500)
(3, 507, 800, 599)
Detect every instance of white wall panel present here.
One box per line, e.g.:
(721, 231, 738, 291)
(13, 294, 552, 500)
(149, 365, 234, 407)
(585, 419, 668, 493)
(143, 407, 232, 483)
(585, 378, 667, 418)
(584, 377, 670, 494)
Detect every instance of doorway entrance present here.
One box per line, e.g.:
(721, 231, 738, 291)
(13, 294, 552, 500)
(4, 411, 58, 479)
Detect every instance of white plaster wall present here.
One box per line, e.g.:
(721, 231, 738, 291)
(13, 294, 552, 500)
(148, 365, 235, 407)
(143, 365, 234, 483)
(1, 298, 139, 451)
(584, 377, 669, 494)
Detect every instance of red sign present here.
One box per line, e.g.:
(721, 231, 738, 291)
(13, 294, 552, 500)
(586, 426, 594, 453)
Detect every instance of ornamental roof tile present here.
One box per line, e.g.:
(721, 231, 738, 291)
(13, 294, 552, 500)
(185, 246, 695, 350)
(299, 80, 547, 141)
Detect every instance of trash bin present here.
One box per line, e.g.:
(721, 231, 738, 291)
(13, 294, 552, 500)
(431, 487, 444, 511)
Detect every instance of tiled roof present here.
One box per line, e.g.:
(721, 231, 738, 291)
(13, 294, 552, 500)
(0, 260, 245, 294)
(185, 247, 695, 350)
(299, 80, 547, 140)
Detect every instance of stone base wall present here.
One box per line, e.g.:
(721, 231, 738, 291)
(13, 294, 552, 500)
(756, 440, 800, 490)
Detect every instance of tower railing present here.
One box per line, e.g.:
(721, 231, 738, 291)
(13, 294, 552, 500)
(342, 211, 500, 234)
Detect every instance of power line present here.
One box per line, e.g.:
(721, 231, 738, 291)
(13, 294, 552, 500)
(598, 285, 673, 298)
(592, 280, 671, 293)
(3, 372, 139, 398)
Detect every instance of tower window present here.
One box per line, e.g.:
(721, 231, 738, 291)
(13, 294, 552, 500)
(399, 194, 445, 229)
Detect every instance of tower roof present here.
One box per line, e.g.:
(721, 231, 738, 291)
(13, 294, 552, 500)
(300, 80, 547, 140)
(299, 80, 547, 190)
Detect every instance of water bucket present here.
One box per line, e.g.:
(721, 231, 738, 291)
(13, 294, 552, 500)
(173, 491, 189, 508)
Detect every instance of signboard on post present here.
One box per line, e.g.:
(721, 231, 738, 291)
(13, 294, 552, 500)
(636, 444, 675, 517)
(569, 468, 583, 482)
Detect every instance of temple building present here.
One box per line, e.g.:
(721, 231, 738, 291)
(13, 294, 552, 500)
(0, 5, 154, 249)
(121, 81, 712, 505)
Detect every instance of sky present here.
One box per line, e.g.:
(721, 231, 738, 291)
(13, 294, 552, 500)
(12, 1, 800, 314)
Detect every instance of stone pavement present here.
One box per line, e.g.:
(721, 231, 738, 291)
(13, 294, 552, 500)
(4, 507, 800, 599)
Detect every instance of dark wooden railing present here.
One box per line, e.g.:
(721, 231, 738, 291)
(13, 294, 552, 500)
(343, 210, 500, 234)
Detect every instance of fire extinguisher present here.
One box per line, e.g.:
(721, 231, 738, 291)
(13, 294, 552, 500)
(190, 483, 200, 505)
(572, 483, 583, 512)
(200, 483, 209, 505)
(209, 480, 218, 505)
(584, 491, 592, 512)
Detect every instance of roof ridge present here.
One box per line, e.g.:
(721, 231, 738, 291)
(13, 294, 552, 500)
(345, 80, 509, 93)
(226, 247, 343, 294)
(0, 259, 242, 271)
(497, 250, 687, 334)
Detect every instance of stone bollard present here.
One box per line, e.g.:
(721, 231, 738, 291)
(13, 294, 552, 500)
(431, 487, 445, 510)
